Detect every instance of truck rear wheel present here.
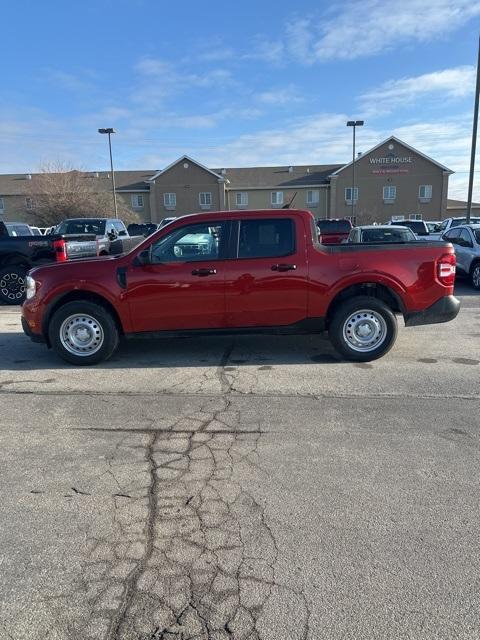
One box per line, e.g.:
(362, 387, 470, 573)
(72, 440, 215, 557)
(329, 296, 397, 362)
(0, 266, 27, 304)
(49, 301, 119, 365)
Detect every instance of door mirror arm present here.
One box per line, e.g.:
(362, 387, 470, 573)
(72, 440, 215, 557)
(133, 249, 152, 266)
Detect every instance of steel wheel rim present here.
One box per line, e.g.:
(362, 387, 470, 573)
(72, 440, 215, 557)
(60, 314, 104, 357)
(0, 272, 25, 301)
(343, 308, 387, 353)
(473, 265, 480, 288)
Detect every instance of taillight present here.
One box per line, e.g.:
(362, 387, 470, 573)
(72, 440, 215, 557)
(437, 253, 456, 286)
(53, 238, 67, 262)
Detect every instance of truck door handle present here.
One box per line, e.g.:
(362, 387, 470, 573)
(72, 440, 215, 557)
(271, 263, 297, 272)
(191, 268, 217, 276)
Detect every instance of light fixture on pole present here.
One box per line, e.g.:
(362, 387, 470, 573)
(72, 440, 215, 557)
(98, 128, 118, 219)
(466, 36, 480, 225)
(346, 120, 364, 222)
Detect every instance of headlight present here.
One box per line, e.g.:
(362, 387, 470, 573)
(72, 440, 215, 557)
(25, 276, 37, 300)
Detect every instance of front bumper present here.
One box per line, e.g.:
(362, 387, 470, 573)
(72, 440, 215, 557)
(404, 295, 460, 327)
(21, 315, 45, 343)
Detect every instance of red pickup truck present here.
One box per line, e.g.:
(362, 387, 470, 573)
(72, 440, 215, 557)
(22, 209, 459, 365)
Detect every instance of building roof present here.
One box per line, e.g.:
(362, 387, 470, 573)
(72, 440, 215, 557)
(148, 155, 227, 183)
(330, 136, 453, 176)
(214, 164, 343, 189)
(0, 170, 156, 195)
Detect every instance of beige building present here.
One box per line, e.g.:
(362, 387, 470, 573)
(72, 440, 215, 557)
(0, 136, 454, 226)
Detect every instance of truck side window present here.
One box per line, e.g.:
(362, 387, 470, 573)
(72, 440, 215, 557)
(237, 219, 294, 258)
(114, 220, 127, 236)
(150, 222, 226, 263)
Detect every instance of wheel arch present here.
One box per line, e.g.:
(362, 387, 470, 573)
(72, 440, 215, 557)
(325, 281, 405, 328)
(0, 255, 31, 270)
(42, 290, 124, 346)
(469, 258, 480, 273)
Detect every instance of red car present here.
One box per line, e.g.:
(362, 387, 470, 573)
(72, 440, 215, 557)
(22, 209, 459, 365)
(316, 218, 353, 244)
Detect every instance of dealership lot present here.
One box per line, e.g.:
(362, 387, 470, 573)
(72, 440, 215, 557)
(1, 284, 479, 640)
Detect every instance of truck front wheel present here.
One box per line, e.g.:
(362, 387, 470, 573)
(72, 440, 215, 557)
(329, 296, 398, 362)
(49, 301, 119, 365)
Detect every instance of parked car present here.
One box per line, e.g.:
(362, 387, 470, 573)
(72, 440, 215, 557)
(429, 217, 480, 240)
(0, 220, 96, 303)
(347, 225, 417, 243)
(316, 218, 353, 244)
(442, 224, 480, 289)
(386, 219, 430, 237)
(426, 221, 441, 233)
(22, 209, 459, 365)
(53, 217, 142, 256)
(5, 222, 34, 236)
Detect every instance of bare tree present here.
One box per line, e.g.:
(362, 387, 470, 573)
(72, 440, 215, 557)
(27, 162, 141, 226)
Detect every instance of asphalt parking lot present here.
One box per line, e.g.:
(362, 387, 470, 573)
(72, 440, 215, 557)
(1, 284, 479, 640)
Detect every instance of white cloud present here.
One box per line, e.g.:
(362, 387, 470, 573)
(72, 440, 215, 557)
(360, 66, 476, 113)
(257, 87, 304, 105)
(284, 0, 480, 62)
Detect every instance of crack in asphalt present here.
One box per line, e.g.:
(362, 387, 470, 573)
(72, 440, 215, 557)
(1, 388, 480, 401)
(63, 343, 311, 640)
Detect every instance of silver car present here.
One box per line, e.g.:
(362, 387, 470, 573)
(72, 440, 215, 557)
(442, 224, 480, 289)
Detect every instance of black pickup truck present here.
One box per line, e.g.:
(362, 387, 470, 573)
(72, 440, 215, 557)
(0, 220, 98, 304)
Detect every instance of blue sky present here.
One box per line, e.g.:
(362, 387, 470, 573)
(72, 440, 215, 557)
(1, 0, 480, 198)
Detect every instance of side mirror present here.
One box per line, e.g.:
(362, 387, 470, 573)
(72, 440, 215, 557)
(134, 249, 151, 266)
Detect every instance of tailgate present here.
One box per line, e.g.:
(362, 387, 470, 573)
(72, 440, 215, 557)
(62, 234, 98, 259)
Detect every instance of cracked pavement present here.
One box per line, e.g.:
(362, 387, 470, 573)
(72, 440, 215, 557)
(1, 284, 480, 639)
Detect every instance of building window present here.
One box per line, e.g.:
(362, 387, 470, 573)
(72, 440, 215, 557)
(25, 197, 33, 210)
(345, 215, 357, 226)
(0, 198, 4, 212)
(306, 190, 320, 206)
(419, 185, 432, 202)
(235, 192, 248, 208)
(383, 186, 396, 203)
(164, 192, 176, 209)
(345, 187, 358, 204)
(271, 191, 284, 207)
(199, 192, 212, 209)
(409, 214, 422, 220)
(131, 194, 144, 209)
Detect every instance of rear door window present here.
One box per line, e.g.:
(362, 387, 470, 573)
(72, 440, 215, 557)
(237, 219, 295, 258)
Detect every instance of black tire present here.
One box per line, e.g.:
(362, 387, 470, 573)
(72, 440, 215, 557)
(48, 301, 119, 366)
(328, 296, 398, 362)
(0, 266, 27, 305)
(470, 262, 480, 290)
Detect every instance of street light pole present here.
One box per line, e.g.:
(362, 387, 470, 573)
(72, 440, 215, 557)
(466, 36, 480, 225)
(98, 128, 118, 219)
(347, 120, 364, 222)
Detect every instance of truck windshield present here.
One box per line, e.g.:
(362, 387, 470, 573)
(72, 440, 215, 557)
(361, 228, 415, 242)
(56, 220, 106, 235)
